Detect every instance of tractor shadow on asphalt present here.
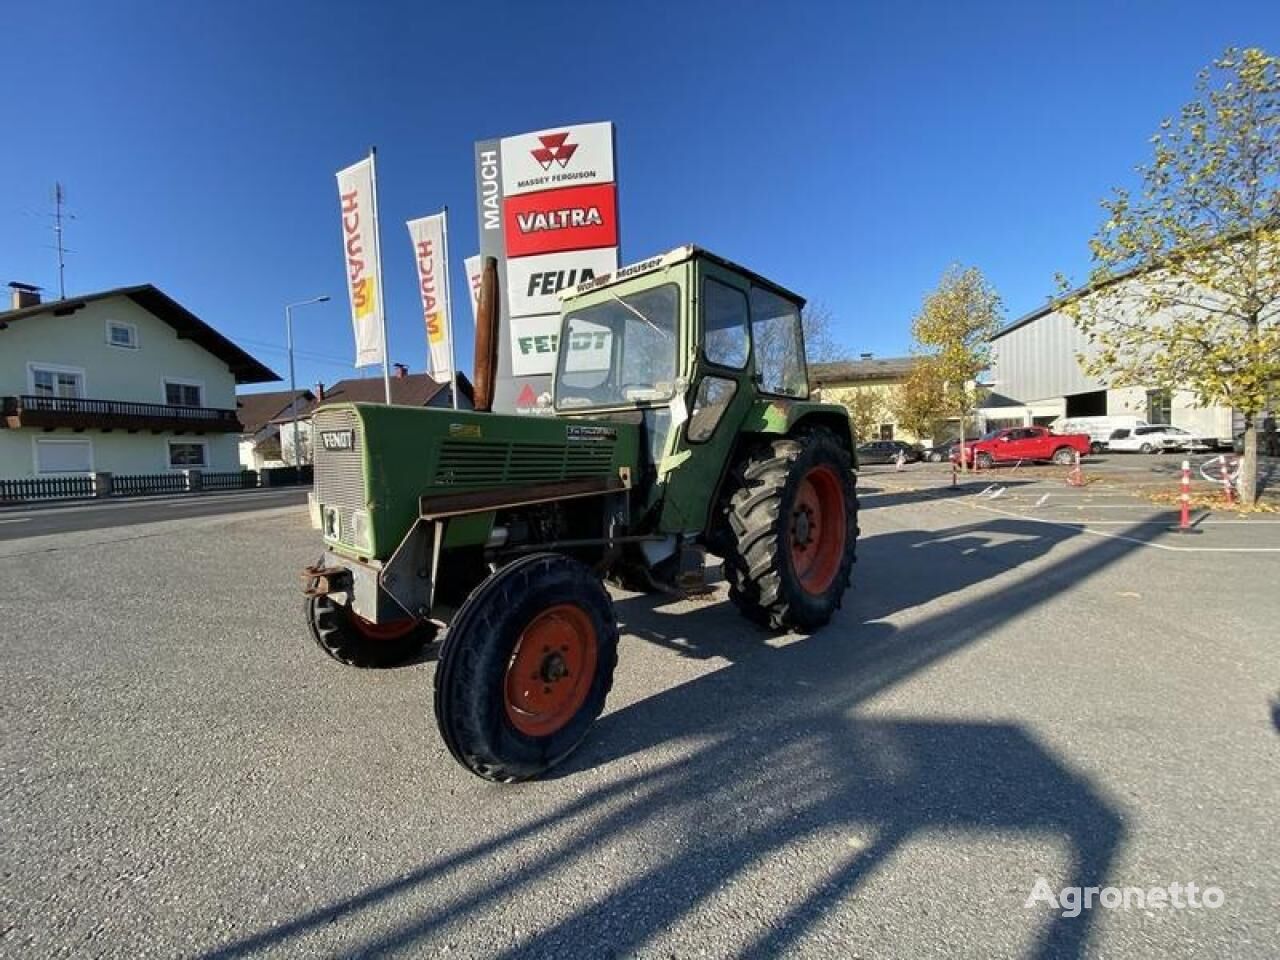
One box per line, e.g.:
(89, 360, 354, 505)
(203, 516, 1137, 960)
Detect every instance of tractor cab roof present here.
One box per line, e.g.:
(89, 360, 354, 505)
(559, 245, 806, 309)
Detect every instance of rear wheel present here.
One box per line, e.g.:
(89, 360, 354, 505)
(305, 593, 436, 668)
(723, 427, 858, 631)
(433, 553, 618, 782)
(1052, 446, 1077, 465)
(1090, 441, 1105, 455)
(1139, 442, 1155, 454)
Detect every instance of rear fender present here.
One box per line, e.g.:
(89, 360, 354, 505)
(738, 399, 856, 461)
(702, 399, 856, 549)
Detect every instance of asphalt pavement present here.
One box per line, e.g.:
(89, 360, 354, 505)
(0, 487, 309, 541)
(1, 480, 1276, 958)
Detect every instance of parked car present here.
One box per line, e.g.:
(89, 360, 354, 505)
(1052, 415, 1148, 454)
(856, 440, 923, 465)
(953, 426, 1092, 468)
(1107, 424, 1213, 454)
(921, 438, 981, 462)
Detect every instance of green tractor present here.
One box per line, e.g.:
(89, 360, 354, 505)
(303, 245, 859, 782)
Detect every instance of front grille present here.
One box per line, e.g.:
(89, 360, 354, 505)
(313, 407, 365, 546)
(433, 439, 615, 487)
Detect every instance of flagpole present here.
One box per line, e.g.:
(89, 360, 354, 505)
(368, 146, 392, 404)
(440, 206, 460, 410)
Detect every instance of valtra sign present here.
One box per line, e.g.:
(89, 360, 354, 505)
(503, 183, 618, 257)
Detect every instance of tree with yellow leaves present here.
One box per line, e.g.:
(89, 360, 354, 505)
(1061, 47, 1279, 504)
(911, 266, 1004, 470)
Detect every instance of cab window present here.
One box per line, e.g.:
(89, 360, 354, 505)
(702, 278, 749, 369)
(750, 287, 807, 397)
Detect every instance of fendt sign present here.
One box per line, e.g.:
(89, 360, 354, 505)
(475, 121, 619, 409)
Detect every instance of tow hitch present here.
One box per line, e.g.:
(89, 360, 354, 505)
(302, 562, 351, 598)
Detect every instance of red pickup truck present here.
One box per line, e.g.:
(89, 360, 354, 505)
(953, 427, 1092, 467)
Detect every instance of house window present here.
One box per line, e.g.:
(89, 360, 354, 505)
(164, 381, 203, 407)
(30, 364, 84, 399)
(106, 320, 138, 349)
(167, 441, 208, 468)
(35, 438, 93, 474)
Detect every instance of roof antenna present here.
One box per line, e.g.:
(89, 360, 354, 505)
(52, 182, 74, 300)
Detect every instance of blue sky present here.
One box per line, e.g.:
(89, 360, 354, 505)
(2, 1, 1276, 393)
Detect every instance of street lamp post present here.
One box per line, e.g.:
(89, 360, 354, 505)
(285, 295, 330, 471)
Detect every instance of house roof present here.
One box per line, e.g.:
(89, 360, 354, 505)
(0, 284, 279, 383)
(810, 356, 916, 386)
(991, 224, 1277, 341)
(279, 371, 475, 422)
(236, 388, 314, 435)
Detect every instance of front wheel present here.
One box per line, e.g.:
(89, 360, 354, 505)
(976, 452, 994, 469)
(433, 553, 619, 782)
(305, 593, 436, 668)
(723, 427, 858, 631)
(928, 451, 942, 463)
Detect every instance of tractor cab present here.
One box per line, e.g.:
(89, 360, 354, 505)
(552, 246, 818, 530)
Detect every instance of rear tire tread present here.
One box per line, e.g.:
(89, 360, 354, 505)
(722, 427, 858, 631)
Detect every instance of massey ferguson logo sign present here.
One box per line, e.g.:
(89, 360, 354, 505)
(504, 183, 617, 258)
(531, 132, 578, 170)
(500, 122, 615, 198)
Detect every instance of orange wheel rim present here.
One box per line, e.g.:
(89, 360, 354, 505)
(789, 464, 846, 596)
(347, 611, 420, 641)
(504, 604, 597, 737)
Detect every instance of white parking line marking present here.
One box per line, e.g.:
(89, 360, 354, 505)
(0, 518, 32, 525)
(962, 499, 1280, 552)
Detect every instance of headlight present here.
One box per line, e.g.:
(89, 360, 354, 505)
(351, 510, 371, 552)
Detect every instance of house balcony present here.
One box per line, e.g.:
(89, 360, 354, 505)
(1, 395, 242, 434)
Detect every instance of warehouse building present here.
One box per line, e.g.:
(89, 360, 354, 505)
(981, 282, 1243, 447)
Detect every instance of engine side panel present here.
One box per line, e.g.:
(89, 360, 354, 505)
(312, 402, 640, 561)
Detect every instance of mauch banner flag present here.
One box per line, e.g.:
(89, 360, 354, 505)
(407, 213, 452, 379)
(336, 156, 385, 367)
(464, 255, 482, 325)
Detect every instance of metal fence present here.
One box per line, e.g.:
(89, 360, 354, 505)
(0, 475, 97, 502)
(112, 473, 191, 497)
(203, 471, 261, 491)
(0, 468, 310, 504)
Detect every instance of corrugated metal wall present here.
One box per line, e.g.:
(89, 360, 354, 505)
(990, 309, 1104, 404)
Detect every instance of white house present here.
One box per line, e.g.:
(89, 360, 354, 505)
(0, 282, 278, 478)
(236, 387, 314, 471)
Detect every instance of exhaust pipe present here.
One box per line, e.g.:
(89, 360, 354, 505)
(473, 256, 499, 413)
